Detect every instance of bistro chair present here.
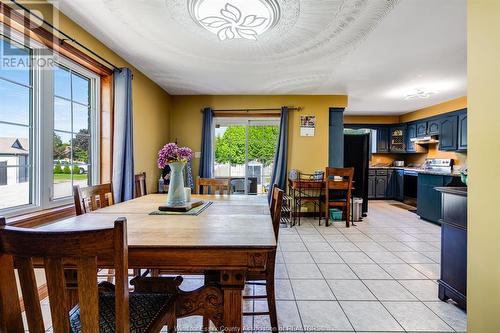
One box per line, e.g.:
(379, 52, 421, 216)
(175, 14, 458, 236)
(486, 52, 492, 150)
(0, 216, 180, 333)
(135, 172, 147, 198)
(196, 177, 231, 195)
(289, 172, 324, 226)
(321, 167, 354, 228)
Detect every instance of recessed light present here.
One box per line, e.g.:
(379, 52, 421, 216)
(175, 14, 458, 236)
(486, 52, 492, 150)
(189, 0, 281, 41)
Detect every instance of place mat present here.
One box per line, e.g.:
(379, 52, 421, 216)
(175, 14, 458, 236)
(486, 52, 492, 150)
(149, 201, 213, 216)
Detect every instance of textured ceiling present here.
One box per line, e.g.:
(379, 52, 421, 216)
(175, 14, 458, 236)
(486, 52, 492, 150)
(52, 0, 467, 114)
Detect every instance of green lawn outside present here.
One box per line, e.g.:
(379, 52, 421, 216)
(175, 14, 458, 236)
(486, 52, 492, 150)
(53, 173, 88, 181)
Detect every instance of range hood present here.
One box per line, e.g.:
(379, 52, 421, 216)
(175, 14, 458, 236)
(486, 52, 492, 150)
(410, 135, 440, 144)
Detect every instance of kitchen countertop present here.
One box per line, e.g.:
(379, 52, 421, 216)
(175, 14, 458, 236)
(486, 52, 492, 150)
(369, 166, 463, 177)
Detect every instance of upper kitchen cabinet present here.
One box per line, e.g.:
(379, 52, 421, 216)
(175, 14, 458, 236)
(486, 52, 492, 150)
(406, 123, 417, 152)
(416, 121, 428, 137)
(406, 123, 428, 153)
(428, 119, 441, 135)
(439, 115, 458, 151)
(377, 127, 390, 153)
(458, 111, 468, 151)
(390, 125, 406, 153)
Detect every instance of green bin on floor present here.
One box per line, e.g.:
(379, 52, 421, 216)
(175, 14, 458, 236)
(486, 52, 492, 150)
(329, 208, 342, 221)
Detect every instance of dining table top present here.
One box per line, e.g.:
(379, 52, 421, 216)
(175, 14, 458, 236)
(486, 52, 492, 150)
(36, 194, 276, 249)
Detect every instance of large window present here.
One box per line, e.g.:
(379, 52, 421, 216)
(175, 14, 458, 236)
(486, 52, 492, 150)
(0, 27, 100, 216)
(213, 118, 279, 195)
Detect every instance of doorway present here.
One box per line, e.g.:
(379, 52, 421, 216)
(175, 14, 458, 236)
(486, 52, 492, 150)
(213, 118, 280, 195)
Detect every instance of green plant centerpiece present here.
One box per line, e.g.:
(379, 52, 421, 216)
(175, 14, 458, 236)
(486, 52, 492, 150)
(157, 143, 193, 207)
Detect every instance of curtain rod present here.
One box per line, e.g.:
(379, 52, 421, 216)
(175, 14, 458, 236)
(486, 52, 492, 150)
(9, 0, 121, 72)
(209, 107, 302, 112)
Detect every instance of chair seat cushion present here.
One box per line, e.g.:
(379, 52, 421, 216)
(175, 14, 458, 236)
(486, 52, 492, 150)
(69, 292, 173, 333)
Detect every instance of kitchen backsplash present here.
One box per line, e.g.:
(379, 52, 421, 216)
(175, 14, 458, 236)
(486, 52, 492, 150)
(371, 144, 467, 167)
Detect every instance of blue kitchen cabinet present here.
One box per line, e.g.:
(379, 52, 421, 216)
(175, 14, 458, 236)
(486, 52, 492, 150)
(428, 119, 440, 135)
(377, 127, 390, 153)
(417, 174, 456, 224)
(406, 123, 417, 152)
(394, 169, 404, 201)
(416, 121, 428, 137)
(458, 111, 467, 151)
(417, 174, 445, 223)
(390, 125, 406, 152)
(439, 115, 458, 151)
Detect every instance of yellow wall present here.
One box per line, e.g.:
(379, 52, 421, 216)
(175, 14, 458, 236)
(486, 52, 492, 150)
(467, 1, 500, 331)
(170, 95, 348, 177)
(344, 115, 400, 124)
(400, 96, 467, 123)
(22, 2, 172, 193)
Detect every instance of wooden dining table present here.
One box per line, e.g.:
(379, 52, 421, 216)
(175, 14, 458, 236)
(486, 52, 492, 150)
(35, 194, 276, 332)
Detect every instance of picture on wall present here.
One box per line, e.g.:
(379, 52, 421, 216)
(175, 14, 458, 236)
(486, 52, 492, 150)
(300, 115, 316, 136)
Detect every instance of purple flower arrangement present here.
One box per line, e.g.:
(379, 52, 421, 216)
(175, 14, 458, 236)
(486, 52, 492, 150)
(157, 143, 193, 169)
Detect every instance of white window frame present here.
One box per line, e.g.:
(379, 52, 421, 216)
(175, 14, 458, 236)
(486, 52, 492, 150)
(212, 117, 280, 195)
(0, 23, 100, 218)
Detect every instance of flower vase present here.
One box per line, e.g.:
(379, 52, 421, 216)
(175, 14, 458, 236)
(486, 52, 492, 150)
(166, 161, 187, 206)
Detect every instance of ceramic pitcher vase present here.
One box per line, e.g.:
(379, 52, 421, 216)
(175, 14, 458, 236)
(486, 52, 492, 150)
(166, 161, 186, 206)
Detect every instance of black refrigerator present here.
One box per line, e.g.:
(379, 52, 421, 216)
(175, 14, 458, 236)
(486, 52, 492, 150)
(344, 133, 370, 214)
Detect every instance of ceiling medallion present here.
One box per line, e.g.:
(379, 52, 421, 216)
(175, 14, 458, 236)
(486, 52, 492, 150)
(189, 0, 281, 41)
(405, 88, 438, 100)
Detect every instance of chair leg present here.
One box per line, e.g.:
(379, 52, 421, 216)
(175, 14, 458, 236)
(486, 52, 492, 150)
(202, 316, 210, 332)
(266, 277, 278, 332)
(167, 310, 177, 333)
(345, 204, 350, 228)
(318, 202, 322, 226)
(325, 205, 329, 227)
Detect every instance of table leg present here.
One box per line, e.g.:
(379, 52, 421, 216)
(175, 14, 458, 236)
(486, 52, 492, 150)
(220, 270, 245, 333)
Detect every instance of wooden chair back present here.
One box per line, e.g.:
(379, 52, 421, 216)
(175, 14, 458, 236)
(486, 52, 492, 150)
(0, 216, 129, 333)
(135, 172, 147, 198)
(269, 184, 279, 217)
(271, 186, 284, 240)
(73, 183, 114, 216)
(196, 177, 231, 195)
(325, 167, 354, 192)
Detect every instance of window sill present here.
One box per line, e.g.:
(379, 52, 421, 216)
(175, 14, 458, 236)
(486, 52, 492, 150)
(7, 205, 75, 228)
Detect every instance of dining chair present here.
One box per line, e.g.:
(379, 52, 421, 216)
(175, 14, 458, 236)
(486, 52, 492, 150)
(73, 183, 114, 216)
(201, 186, 284, 332)
(243, 185, 283, 332)
(135, 172, 147, 198)
(322, 167, 354, 228)
(73, 183, 142, 280)
(0, 216, 180, 333)
(196, 177, 231, 195)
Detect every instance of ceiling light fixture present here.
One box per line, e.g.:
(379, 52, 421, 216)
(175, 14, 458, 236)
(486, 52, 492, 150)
(189, 0, 281, 41)
(404, 88, 438, 100)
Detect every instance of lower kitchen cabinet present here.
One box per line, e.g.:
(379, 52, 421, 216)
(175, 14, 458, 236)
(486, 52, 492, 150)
(417, 174, 455, 223)
(375, 176, 387, 198)
(368, 175, 376, 199)
(393, 169, 404, 201)
(369, 169, 400, 200)
(436, 187, 467, 310)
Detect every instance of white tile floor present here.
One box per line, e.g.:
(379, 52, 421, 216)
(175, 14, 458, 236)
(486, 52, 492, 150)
(28, 200, 467, 333)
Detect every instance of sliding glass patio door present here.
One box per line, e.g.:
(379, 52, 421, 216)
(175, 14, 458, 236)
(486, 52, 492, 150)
(213, 118, 280, 195)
